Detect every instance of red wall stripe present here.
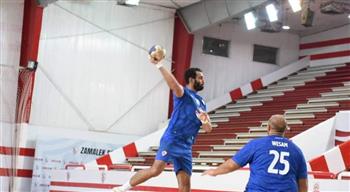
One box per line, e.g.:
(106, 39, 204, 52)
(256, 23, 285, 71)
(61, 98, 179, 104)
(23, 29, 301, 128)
(309, 156, 330, 172)
(168, 14, 194, 117)
(122, 142, 138, 158)
(229, 88, 243, 101)
(0, 146, 35, 157)
(251, 79, 263, 91)
(310, 50, 350, 60)
(300, 37, 350, 50)
(0, 168, 33, 178)
(339, 141, 350, 169)
(19, 147, 35, 156)
(50, 181, 115, 189)
(96, 154, 113, 166)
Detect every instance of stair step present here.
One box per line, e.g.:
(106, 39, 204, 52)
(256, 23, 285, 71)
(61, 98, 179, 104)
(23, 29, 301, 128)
(225, 102, 263, 109)
(301, 68, 336, 74)
(285, 108, 327, 114)
(307, 63, 345, 70)
(215, 107, 250, 113)
(211, 145, 244, 151)
(235, 132, 268, 138)
(150, 146, 159, 151)
(299, 67, 337, 74)
(236, 97, 273, 104)
(284, 113, 315, 119)
(224, 139, 252, 145)
(261, 119, 303, 126)
(138, 151, 156, 156)
(277, 78, 315, 85)
(249, 127, 267, 132)
(199, 129, 206, 133)
(210, 117, 230, 123)
(308, 97, 350, 103)
(192, 158, 225, 164)
(332, 86, 350, 92)
(198, 151, 236, 158)
(296, 71, 330, 78)
(127, 157, 145, 162)
(268, 83, 305, 89)
(297, 102, 339, 109)
(210, 112, 240, 118)
(247, 92, 284, 99)
(257, 87, 295, 94)
(287, 73, 325, 80)
(321, 91, 350, 97)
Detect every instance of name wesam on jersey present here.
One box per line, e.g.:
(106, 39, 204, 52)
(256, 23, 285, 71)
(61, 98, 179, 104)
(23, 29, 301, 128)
(272, 141, 288, 147)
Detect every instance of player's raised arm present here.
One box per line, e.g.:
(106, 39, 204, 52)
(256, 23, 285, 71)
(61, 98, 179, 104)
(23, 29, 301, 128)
(149, 45, 184, 98)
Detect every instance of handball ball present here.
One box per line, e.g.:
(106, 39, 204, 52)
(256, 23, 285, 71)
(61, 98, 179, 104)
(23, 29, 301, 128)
(148, 45, 166, 61)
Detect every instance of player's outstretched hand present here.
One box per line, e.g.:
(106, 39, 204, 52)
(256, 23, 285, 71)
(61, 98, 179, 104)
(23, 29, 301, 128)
(202, 169, 217, 177)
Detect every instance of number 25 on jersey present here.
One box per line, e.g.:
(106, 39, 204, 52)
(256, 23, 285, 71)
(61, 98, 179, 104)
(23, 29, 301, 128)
(267, 150, 290, 175)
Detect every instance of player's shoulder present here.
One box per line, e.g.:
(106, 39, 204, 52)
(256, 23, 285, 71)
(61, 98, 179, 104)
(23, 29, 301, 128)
(255, 135, 273, 142)
(246, 136, 267, 146)
(288, 140, 303, 152)
(182, 87, 193, 97)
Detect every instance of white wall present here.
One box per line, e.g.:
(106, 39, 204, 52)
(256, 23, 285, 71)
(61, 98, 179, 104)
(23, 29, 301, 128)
(0, 2, 24, 191)
(31, 1, 175, 136)
(300, 24, 350, 44)
(0, 0, 23, 123)
(191, 22, 300, 101)
(0, 122, 140, 192)
(291, 117, 335, 161)
(300, 24, 350, 67)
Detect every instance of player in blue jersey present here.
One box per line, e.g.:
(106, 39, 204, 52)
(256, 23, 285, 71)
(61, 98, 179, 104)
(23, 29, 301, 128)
(113, 47, 212, 192)
(202, 115, 308, 192)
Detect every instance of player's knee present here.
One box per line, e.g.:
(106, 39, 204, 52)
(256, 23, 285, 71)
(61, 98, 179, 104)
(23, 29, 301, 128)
(149, 167, 162, 177)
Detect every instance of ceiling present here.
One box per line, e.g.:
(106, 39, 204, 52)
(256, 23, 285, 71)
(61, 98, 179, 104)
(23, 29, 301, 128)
(283, 0, 350, 36)
(63, 0, 349, 36)
(140, 0, 350, 37)
(140, 0, 201, 9)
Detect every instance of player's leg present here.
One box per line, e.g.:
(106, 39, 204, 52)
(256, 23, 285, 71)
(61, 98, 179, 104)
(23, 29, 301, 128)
(176, 170, 191, 192)
(112, 160, 166, 192)
(130, 160, 166, 186)
(173, 156, 192, 192)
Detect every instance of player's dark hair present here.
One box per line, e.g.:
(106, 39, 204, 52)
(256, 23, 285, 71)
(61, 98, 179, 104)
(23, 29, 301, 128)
(184, 68, 202, 84)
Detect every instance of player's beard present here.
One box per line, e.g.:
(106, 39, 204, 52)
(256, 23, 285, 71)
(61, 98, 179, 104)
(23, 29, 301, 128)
(194, 80, 204, 91)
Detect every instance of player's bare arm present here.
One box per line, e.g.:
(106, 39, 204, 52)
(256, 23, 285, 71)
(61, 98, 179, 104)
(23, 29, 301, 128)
(298, 178, 308, 192)
(202, 159, 240, 176)
(149, 46, 184, 98)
